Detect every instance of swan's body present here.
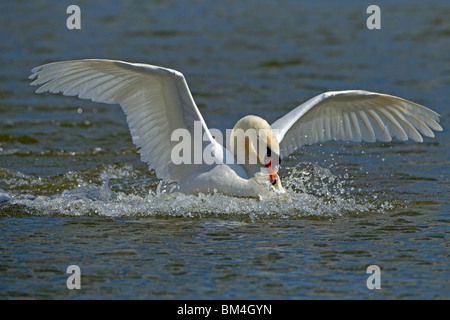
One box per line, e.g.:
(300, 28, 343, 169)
(29, 59, 442, 198)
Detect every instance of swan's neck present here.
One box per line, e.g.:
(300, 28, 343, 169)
(241, 163, 265, 178)
(229, 114, 282, 186)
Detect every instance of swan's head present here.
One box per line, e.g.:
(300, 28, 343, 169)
(229, 115, 281, 187)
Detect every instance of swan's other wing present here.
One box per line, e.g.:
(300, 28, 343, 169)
(29, 59, 222, 181)
(271, 90, 442, 158)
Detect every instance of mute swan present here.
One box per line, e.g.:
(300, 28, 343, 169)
(29, 59, 442, 198)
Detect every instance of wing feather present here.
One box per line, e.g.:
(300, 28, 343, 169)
(271, 90, 442, 158)
(349, 111, 362, 141)
(30, 59, 222, 181)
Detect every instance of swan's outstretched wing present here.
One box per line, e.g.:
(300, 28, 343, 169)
(30, 59, 222, 181)
(271, 90, 442, 158)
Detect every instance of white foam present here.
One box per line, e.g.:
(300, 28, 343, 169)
(2, 163, 379, 219)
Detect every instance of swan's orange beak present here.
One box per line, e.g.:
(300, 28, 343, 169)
(265, 158, 278, 185)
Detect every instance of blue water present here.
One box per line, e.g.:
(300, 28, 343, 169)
(0, 0, 449, 299)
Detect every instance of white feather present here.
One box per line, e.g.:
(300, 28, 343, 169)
(30, 59, 221, 181)
(271, 90, 442, 158)
(30, 61, 442, 197)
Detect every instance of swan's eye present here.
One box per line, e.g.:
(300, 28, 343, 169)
(266, 146, 281, 166)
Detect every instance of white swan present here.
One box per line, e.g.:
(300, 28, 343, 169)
(29, 59, 442, 198)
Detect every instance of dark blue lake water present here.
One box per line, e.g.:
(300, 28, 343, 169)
(0, 0, 449, 299)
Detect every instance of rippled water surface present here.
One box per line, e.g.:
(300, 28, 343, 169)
(0, 1, 449, 299)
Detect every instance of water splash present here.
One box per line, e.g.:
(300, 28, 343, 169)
(0, 162, 385, 220)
